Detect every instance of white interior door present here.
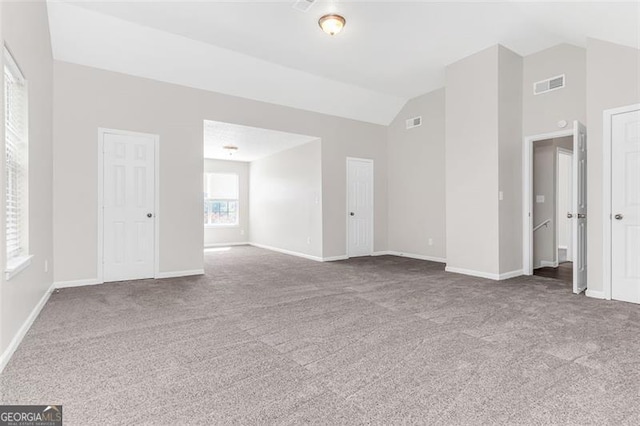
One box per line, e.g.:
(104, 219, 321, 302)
(611, 109, 640, 303)
(103, 131, 156, 282)
(572, 121, 587, 294)
(557, 150, 573, 262)
(347, 158, 373, 257)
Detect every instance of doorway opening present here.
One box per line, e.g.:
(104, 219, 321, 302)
(202, 120, 322, 260)
(523, 121, 587, 294)
(530, 139, 573, 286)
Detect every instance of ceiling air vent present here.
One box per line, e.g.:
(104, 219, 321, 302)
(406, 116, 422, 130)
(534, 74, 565, 95)
(292, 0, 317, 12)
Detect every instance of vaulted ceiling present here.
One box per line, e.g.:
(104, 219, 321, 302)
(47, 1, 640, 125)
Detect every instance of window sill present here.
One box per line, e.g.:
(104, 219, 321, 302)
(6, 255, 33, 281)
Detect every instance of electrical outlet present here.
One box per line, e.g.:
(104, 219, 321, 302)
(307, 237, 311, 245)
(240, 229, 245, 236)
(536, 195, 545, 203)
(428, 238, 434, 246)
(499, 191, 504, 201)
(44, 260, 48, 273)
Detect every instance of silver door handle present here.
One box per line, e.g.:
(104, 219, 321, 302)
(349, 212, 355, 216)
(567, 213, 573, 219)
(577, 213, 586, 219)
(614, 214, 623, 220)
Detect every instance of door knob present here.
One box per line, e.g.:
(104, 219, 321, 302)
(567, 213, 573, 219)
(147, 213, 153, 218)
(349, 212, 355, 216)
(577, 213, 586, 219)
(614, 214, 623, 220)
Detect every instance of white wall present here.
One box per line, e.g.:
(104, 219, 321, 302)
(445, 46, 501, 276)
(250, 141, 323, 258)
(586, 38, 640, 295)
(446, 45, 524, 278)
(498, 46, 524, 275)
(387, 88, 446, 261)
(523, 44, 586, 136)
(53, 61, 388, 283)
(203, 159, 249, 247)
(0, 0, 54, 356)
(320, 124, 388, 258)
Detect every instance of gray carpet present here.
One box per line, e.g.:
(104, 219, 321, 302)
(1, 246, 639, 425)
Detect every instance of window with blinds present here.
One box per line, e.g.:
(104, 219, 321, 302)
(204, 173, 239, 226)
(4, 48, 29, 263)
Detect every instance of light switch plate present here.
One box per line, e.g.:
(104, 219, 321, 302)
(536, 195, 545, 203)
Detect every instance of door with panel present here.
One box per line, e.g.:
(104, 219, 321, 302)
(103, 131, 156, 282)
(611, 109, 640, 303)
(347, 158, 374, 258)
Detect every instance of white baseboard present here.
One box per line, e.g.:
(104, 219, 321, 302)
(249, 243, 324, 262)
(0, 282, 55, 374)
(322, 255, 349, 262)
(585, 289, 605, 299)
(155, 269, 204, 279)
(378, 250, 446, 264)
(57, 270, 204, 287)
(498, 269, 524, 280)
(446, 266, 499, 280)
(540, 260, 559, 268)
(204, 242, 248, 248)
(55, 278, 102, 289)
(445, 266, 522, 281)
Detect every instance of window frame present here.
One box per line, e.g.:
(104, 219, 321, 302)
(4, 46, 31, 280)
(204, 172, 240, 228)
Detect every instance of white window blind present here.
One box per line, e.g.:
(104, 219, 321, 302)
(204, 173, 239, 226)
(4, 48, 28, 262)
(205, 173, 239, 199)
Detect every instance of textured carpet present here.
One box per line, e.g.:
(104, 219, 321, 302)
(1, 246, 639, 425)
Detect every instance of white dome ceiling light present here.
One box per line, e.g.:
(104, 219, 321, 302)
(318, 14, 346, 36)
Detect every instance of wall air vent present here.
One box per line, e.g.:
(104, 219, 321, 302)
(292, 0, 317, 12)
(406, 116, 422, 130)
(534, 74, 565, 95)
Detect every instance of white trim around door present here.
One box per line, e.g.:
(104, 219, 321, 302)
(602, 103, 640, 301)
(97, 128, 160, 283)
(523, 128, 574, 276)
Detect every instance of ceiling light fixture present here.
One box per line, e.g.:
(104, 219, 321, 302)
(223, 144, 239, 156)
(318, 14, 346, 36)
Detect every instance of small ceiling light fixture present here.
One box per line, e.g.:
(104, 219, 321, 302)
(318, 14, 346, 36)
(222, 144, 239, 156)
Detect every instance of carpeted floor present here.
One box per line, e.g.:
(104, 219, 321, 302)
(1, 246, 639, 425)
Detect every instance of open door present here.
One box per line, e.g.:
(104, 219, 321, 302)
(572, 121, 587, 294)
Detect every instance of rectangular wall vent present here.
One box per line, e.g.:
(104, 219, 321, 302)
(406, 116, 422, 129)
(534, 74, 565, 95)
(292, 0, 317, 12)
